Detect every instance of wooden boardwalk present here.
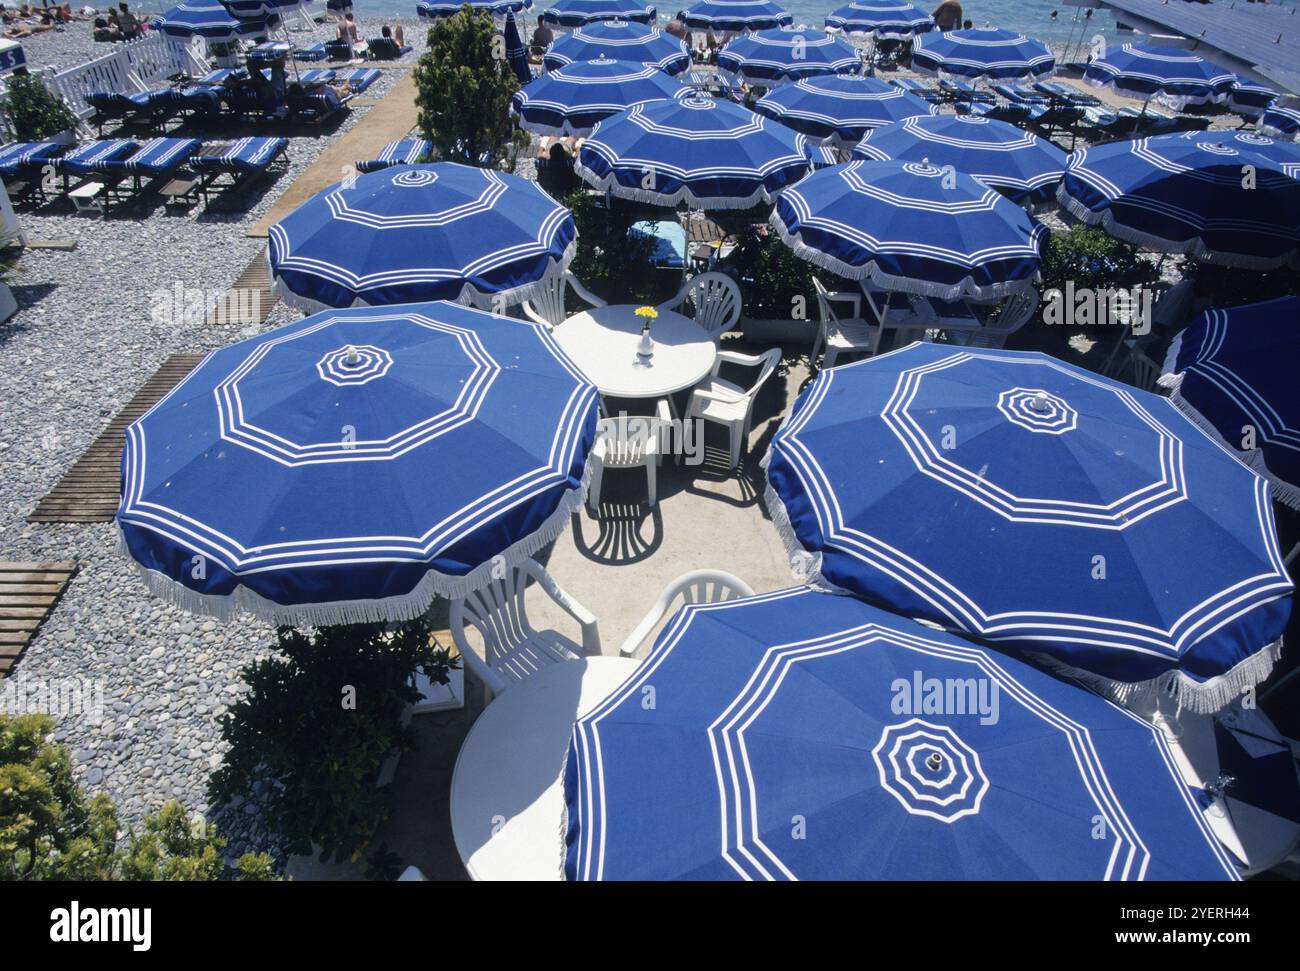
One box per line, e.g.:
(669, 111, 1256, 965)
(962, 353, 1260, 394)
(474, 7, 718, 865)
(28, 354, 205, 523)
(0, 561, 77, 676)
(247, 73, 420, 238)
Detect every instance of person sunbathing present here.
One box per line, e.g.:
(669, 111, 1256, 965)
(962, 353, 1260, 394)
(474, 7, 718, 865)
(393, 24, 403, 46)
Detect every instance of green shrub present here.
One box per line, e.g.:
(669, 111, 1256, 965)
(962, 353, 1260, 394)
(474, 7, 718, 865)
(0, 712, 274, 880)
(720, 224, 842, 320)
(413, 7, 528, 169)
(561, 191, 663, 305)
(4, 72, 78, 142)
(1039, 225, 1160, 296)
(208, 620, 455, 865)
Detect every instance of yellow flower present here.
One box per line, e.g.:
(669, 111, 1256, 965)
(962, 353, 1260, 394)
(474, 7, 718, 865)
(634, 305, 658, 320)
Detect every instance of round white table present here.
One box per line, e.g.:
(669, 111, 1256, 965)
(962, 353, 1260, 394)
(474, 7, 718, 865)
(552, 305, 717, 400)
(450, 657, 640, 881)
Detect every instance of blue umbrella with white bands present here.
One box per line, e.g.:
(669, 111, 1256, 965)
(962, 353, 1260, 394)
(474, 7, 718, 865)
(511, 57, 687, 136)
(1260, 101, 1300, 140)
(1085, 44, 1234, 111)
(764, 343, 1294, 713)
(576, 94, 813, 209)
(911, 27, 1055, 82)
(157, 0, 273, 40)
(682, 0, 791, 32)
(826, 0, 931, 37)
(772, 159, 1045, 301)
(543, 20, 690, 75)
(417, 0, 531, 18)
(755, 76, 935, 147)
(504, 10, 533, 86)
(1058, 131, 1300, 271)
(541, 0, 656, 26)
(717, 28, 862, 85)
(268, 164, 577, 312)
(1228, 77, 1277, 121)
(1160, 296, 1300, 511)
(220, 0, 297, 17)
(565, 587, 1242, 880)
(853, 114, 1068, 209)
(118, 301, 599, 624)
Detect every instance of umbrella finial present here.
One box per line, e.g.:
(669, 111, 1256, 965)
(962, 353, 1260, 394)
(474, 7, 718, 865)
(345, 345, 360, 366)
(926, 752, 945, 771)
(1029, 391, 1050, 413)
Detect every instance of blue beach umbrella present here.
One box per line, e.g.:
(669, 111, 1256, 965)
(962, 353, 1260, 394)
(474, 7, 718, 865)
(220, 0, 298, 18)
(853, 114, 1068, 208)
(716, 28, 862, 85)
(565, 587, 1242, 880)
(755, 76, 935, 148)
(1228, 77, 1277, 121)
(543, 20, 691, 75)
(417, 0, 532, 18)
(1260, 101, 1300, 141)
(771, 159, 1045, 300)
(503, 10, 533, 86)
(764, 343, 1294, 713)
(1058, 131, 1300, 270)
(540, 0, 656, 27)
(267, 164, 577, 311)
(118, 301, 599, 624)
(911, 27, 1055, 82)
(1160, 296, 1300, 511)
(682, 0, 791, 32)
(156, 0, 273, 40)
(1085, 44, 1234, 110)
(575, 94, 813, 209)
(825, 0, 932, 38)
(511, 57, 688, 136)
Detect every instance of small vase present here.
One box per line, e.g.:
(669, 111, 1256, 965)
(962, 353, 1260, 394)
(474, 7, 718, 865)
(636, 327, 654, 360)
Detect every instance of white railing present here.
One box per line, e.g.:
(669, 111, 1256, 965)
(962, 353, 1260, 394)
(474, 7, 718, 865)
(43, 32, 209, 121)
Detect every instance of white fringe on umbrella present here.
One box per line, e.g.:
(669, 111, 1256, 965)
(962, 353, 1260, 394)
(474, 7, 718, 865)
(266, 240, 579, 317)
(574, 157, 790, 211)
(769, 209, 1039, 303)
(117, 461, 593, 628)
(761, 448, 1287, 715)
(1056, 184, 1300, 272)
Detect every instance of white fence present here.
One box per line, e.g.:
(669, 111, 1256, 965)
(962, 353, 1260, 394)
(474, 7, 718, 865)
(42, 32, 210, 122)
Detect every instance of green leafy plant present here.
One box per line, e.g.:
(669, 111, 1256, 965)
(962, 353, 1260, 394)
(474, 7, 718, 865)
(413, 7, 528, 169)
(0, 712, 275, 880)
(1038, 225, 1160, 297)
(720, 224, 831, 320)
(208, 620, 456, 865)
(4, 72, 78, 143)
(561, 191, 664, 305)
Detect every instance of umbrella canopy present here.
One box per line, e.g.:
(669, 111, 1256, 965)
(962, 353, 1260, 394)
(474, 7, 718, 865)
(511, 57, 688, 136)
(544, 20, 691, 75)
(565, 587, 1242, 880)
(755, 76, 936, 148)
(156, 0, 273, 40)
(682, 0, 791, 32)
(1160, 296, 1300, 511)
(911, 27, 1055, 82)
(417, 0, 532, 17)
(540, 0, 657, 26)
(853, 114, 1068, 208)
(716, 28, 862, 85)
(503, 10, 533, 86)
(771, 159, 1045, 301)
(220, 0, 298, 17)
(1227, 76, 1277, 121)
(118, 301, 599, 624)
(1085, 44, 1235, 111)
(764, 343, 1294, 713)
(1058, 131, 1300, 271)
(1260, 101, 1300, 140)
(825, 0, 933, 38)
(267, 163, 577, 311)
(575, 94, 813, 209)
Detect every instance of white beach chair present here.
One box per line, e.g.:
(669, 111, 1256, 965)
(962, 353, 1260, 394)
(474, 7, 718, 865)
(450, 558, 602, 700)
(521, 269, 606, 330)
(657, 271, 743, 341)
(588, 405, 672, 509)
(811, 276, 881, 369)
(686, 347, 782, 469)
(618, 569, 755, 658)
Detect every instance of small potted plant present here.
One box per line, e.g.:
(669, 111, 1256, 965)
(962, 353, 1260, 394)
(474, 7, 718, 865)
(4, 71, 79, 145)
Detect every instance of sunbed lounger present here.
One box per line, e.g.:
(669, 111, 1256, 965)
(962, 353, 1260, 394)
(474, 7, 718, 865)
(355, 138, 432, 172)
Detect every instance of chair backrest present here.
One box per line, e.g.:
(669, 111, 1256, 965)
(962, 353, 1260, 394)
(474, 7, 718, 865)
(618, 570, 754, 657)
(986, 289, 1038, 335)
(738, 348, 782, 412)
(1126, 351, 1161, 392)
(812, 276, 839, 329)
(677, 271, 742, 339)
(451, 562, 536, 672)
(595, 415, 667, 467)
(521, 271, 570, 329)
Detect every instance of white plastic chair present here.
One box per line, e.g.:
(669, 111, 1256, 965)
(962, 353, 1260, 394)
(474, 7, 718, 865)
(450, 558, 602, 700)
(521, 270, 606, 330)
(811, 277, 881, 369)
(588, 404, 671, 509)
(657, 271, 743, 341)
(940, 290, 1038, 349)
(618, 569, 755, 658)
(686, 347, 782, 469)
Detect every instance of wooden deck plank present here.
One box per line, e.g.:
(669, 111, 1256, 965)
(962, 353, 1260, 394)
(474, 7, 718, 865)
(0, 562, 77, 677)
